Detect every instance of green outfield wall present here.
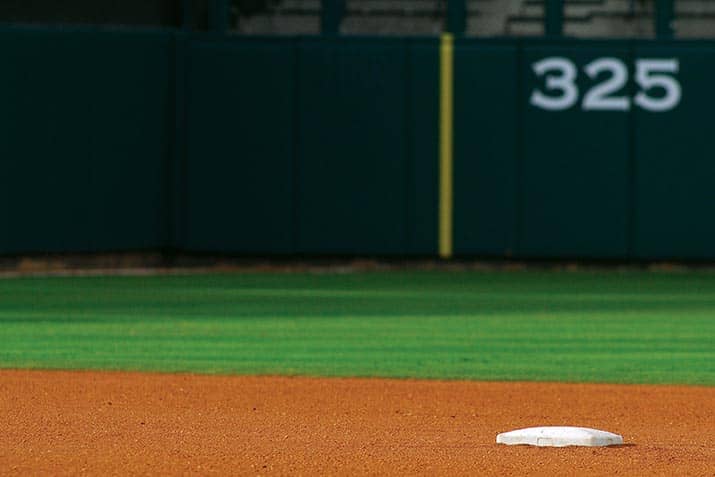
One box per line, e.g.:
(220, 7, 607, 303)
(0, 28, 173, 254)
(183, 37, 439, 255)
(1, 28, 713, 260)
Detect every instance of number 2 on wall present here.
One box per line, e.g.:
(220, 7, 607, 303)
(530, 57, 681, 112)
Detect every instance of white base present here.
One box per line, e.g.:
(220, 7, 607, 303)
(496, 426, 623, 447)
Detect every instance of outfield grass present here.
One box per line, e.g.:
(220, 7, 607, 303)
(0, 270, 713, 385)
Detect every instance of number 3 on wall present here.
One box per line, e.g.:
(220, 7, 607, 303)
(529, 57, 681, 112)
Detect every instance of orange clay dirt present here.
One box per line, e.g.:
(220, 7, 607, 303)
(1, 370, 713, 476)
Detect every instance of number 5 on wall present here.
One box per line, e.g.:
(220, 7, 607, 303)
(530, 57, 681, 112)
(634, 59, 681, 112)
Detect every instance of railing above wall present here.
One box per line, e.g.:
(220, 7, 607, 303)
(224, 0, 681, 39)
(0, 0, 681, 38)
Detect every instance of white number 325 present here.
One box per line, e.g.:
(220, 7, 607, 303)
(530, 57, 681, 112)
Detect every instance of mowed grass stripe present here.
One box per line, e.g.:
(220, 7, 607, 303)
(0, 271, 713, 384)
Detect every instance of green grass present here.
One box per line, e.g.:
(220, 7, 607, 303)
(0, 270, 713, 385)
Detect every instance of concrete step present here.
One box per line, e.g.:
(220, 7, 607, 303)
(341, 15, 442, 34)
(564, 14, 654, 36)
(674, 17, 715, 37)
(236, 13, 320, 34)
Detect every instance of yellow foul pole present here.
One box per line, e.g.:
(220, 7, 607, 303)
(439, 33, 454, 259)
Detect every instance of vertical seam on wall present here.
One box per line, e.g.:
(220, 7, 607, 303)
(180, 34, 190, 251)
(514, 40, 524, 257)
(292, 38, 301, 254)
(171, 32, 188, 253)
(439, 33, 454, 259)
(627, 40, 637, 260)
(404, 39, 414, 254)
(165, 33, 177, 255)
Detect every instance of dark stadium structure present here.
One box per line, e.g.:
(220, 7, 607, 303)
(2, 1, 715, 264)
(2, 1, 705, 38)
(0, 0, 209, 30)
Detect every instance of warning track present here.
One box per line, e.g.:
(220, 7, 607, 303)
(1, 370, 712, 476)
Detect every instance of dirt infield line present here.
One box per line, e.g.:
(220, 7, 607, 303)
(1, 370, 712, 476)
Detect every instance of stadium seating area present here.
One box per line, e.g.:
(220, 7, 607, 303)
(233, 0, 715, 38)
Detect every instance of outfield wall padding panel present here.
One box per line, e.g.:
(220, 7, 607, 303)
(632, 45, 715, 260)
(453, 44, 519, 257)
(406, 43, 440, 255)
(295, 39, 411, 254)
(518, 44, 631, 259)
(295, 39, 440, 255)
(184, 39, 296, 253)
(0, 29, 171, 253)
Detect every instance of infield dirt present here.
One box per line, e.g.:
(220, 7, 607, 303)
(1, 370, 712, 476)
